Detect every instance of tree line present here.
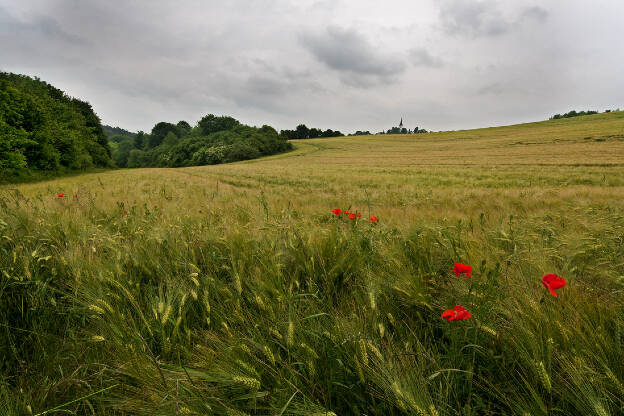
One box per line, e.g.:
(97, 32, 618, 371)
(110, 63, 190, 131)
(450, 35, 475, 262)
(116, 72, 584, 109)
(0, 72, 293, 180)
(549, 109, 621, 120)
(0, 72, 112, 179)
(378, 126, 428, 135)
(110, 115, 292, 168)
(279, 124, 429, 139)
(279, 124, 344, 140)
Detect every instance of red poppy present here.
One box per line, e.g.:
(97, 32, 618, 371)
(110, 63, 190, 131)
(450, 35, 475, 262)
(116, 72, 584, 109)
(452, 262, 472, 277)
(542, 273, 566, 297)
(73, 194, 78, 198)
(453, 305, 472, 321)
(441, 309, 455, 321)
(441, 305, 472, 321)
(348, 213, 356, 220)
(332, 208, 341, 215)
(57, 193, 65, 197)
(344, 211, 351, 216)
(357, 213, 361, 218)
(370, 216, 378, 222)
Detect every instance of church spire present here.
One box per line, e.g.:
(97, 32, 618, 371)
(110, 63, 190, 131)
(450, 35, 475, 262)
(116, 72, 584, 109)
(399, 117, 403, 127)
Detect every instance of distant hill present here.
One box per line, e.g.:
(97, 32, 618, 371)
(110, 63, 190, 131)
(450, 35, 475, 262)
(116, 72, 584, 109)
(0, 72, 112, 180)
(103, 125, 135, 142)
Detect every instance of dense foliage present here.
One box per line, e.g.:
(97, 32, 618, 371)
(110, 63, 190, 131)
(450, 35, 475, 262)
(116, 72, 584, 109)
(103, 125, 136, 143)
(0, 72, 112, 179)
(280, 124, 344, 139)
(111, 115, 292, 168)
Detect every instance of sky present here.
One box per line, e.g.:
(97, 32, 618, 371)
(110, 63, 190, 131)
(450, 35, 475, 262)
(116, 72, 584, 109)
(1, 0, 623, 133)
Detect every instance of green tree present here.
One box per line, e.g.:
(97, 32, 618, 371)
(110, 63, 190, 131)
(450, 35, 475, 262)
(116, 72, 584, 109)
(162, 131, 179, 147)
(295, 124, 309, 139)
(149, 122, 178, 148)
(176, 120, 191, 137)
(0, 71, 113, 178)
(0, 120, 30, 169)
(134, 131, 146, 149)
(112, 139, 136, 168)
(198, 115, 240, 136)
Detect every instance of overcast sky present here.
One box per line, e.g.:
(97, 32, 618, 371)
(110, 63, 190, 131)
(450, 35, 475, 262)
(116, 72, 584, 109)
(1, 0, 623, 133)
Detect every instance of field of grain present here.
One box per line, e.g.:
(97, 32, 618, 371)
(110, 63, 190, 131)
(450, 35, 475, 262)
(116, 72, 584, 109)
(1, 112, 624, 415)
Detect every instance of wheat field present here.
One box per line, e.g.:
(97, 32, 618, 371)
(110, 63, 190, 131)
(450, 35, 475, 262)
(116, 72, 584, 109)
(1, 112, 624, 415)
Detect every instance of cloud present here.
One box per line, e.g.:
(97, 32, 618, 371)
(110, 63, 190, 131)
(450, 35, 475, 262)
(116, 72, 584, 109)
(409, 48, 444, 68)
(437, 0, 507, 37)
(437, 1, 548, 38)
(0, 0, 620, 135)
(521, 6, 549, 22)
(0, 6, 86, 46)
(299, 26, 406, 86)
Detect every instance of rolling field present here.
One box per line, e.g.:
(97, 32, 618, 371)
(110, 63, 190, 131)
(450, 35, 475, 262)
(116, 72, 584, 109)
(2, 112, 624, 415)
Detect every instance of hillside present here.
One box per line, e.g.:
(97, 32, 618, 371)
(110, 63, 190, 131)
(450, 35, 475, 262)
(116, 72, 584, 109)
(103, 125, 136, 141)
(1, 112, 624, 415)
(0, 72, 112, 179)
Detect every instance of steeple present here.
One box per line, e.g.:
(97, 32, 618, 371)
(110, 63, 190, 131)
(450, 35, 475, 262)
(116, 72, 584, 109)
(399, 117, 403, 128)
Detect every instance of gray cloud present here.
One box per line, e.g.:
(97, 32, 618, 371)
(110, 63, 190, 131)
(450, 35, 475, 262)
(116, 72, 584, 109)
(0, 0, 621, 135)
(438, 0, 508, 37)
(521, 6, 549, 22)
(410, 48, 444, 68)
(299, 26, 406, 85)
(437, 1, 548, 38)
(0, 6, 85, 45)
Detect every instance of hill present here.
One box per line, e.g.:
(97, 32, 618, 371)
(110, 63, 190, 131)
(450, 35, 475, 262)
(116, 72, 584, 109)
(0, 72, 112, 180)
(103, 124, 136, 142)
(1, 112, 623, 414)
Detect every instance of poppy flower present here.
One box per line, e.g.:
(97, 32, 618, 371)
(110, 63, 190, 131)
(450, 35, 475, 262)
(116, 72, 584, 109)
(357, 213, 361, 218)
(453, 305, 472, 321)
(370, 216, 378, 222)
(57, 193, 65, 197)
(441, 305, 472, 321)
(542, 273, 566, 297)
(441, 309, 455, 321)
(452, 262, 472, 277)
(73, 194, 78, 198)
(332, 208, 341, 215)
(348, 213, 356, 220)
(344, 211, 351, 216)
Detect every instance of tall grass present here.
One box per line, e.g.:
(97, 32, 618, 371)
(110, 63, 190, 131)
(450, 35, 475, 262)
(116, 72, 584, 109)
(1, 113, 624, 415)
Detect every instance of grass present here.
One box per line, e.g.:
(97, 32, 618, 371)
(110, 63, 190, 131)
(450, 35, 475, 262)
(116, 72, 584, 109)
(1, 111, 624, 415)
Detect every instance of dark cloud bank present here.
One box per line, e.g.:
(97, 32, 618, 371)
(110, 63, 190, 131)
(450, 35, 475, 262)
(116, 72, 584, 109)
(1, 0, 622, 133)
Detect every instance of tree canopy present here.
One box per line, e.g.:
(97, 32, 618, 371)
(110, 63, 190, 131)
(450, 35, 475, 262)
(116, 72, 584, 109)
(280, 124, 344, 139)
(0, 72, 112, 179)
(111, 115, 292, 168)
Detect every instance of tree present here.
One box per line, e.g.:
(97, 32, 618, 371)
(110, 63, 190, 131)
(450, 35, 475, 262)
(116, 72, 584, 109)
(113, 139, 135, 168)
(0, 120, 30, 169)
(198, 114, 240, 136)
(134, 131, 146, 149)
(0, 72, 113, 177)
(120, 114, 292, 169)
(149, 122, 178, 148)
(308, 128, 322, 138)
(162, 131, 179, 147)
(295, 124, 310, 139)
(176, 120, 191, 137)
